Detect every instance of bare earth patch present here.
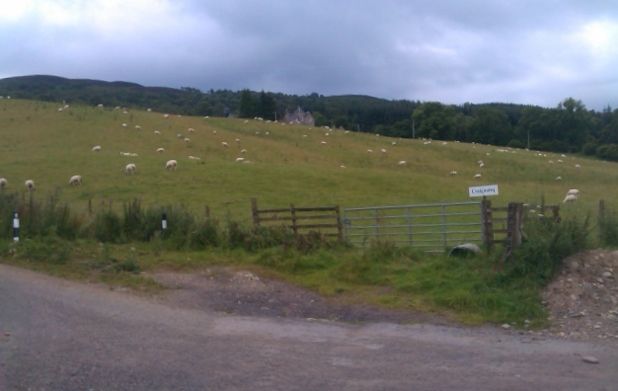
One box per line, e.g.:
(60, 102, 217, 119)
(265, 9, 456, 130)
(543, 250, 618, 344)
(149, 267, 448, 325)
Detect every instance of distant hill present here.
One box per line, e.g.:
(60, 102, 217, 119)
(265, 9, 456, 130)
(0, 75, 416, 133)
(2, 75, 616, 160)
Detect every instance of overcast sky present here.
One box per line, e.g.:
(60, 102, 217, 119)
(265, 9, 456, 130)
(1, 0, 617, 109)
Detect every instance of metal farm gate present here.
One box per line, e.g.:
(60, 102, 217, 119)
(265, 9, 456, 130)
(342, 201, 483, 252)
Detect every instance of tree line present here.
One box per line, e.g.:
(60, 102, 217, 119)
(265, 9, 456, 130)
(1, 75, 617, 161)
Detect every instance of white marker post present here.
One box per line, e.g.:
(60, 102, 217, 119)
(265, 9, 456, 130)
(12, 212, 19, 242)
(161, 213, 168, 230)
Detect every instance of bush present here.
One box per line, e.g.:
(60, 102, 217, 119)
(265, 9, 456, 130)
(94, 209, 123, 243)
(582, 141, 598, 156)
(189, 219, 220, 249)
(501, 216, 590, 285)
(599, 208, 618, 246)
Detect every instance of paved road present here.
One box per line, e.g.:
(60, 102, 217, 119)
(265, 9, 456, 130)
(0, 264, 617, 391)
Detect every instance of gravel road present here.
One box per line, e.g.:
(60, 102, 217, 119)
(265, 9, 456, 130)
(1, 264, 617, 391)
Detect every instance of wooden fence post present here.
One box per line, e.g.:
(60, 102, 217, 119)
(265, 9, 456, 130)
(251, 198, 259, 228)
(552, 205, 560, 222)
(504, 202, 524, 261)
(290, 204, 298, 236)
(205, 205, 211, 219)
(481, 198, 494, 252)
(335, 205, 343, 242)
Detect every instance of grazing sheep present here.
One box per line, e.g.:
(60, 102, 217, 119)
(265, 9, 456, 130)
(221, 141, 229, 147)
(474, 173, 482, 179)
(240, 149, 247, 154)
(340, 164, 346, 168)
(156, 148, 165, 153)
(91, 145, 101, 152)
(380, 148, 387, 153)
(134, 125, 141, 129)
(184, 137, 191, 143)
(449, 170, 458, 176)
(244, 120, 249, 124)
(575, 164, 581, 168)
(122, 123, 127, 127)
(69, 175, 82, 186)
(563, 194, 577, 203)
(124, 163, 136, 175)
(367, 149, 373, 153)
(165, 160, 177, 170)
(235, 138, 240, 143)
(25, 179, 35, 190)
(188, 128, 195, 133)
(163, 114, 169, 118)
(188, 156, 201, 160)
(567, 189, 580, 196)
(154, 130, 161, 135)
(213, 130, 217, 135)
(147, 108, 152, 112)
(235, 157, 245, 162)
(0, 178, 7, 189)
(320, 141, 327, 145)
(398, 160, 407, 166)
(555, 176, 562, 181)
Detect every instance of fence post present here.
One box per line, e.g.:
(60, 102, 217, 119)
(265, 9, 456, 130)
(335, 205, 343, 242)
(290, 204, 298, 236)
(504, 202, 524, 261)
(481, 198, 494, 252)
(552, 205, 560, 222)
(205, 205, 211, 219)
(251, 198, 259, 228)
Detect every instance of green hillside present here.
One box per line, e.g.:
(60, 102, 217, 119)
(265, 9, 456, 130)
(0, 98, 612, 221)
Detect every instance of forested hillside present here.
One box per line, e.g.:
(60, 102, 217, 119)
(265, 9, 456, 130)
(1, 75, 617, 161)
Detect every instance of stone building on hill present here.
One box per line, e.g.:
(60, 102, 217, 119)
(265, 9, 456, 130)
(283, 106, 315, 126)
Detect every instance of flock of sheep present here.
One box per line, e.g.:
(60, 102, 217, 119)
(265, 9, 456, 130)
(0, 101, 587, 207)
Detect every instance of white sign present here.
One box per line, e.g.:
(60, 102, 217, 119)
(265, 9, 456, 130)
(469, 184, 499, 197)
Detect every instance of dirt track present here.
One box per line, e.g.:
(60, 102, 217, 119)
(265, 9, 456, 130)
(1, 264, 617, 390)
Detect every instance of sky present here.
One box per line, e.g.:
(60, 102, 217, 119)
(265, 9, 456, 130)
(1, 0, 618, 110)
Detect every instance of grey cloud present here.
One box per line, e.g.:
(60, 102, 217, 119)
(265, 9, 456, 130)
(1, 0, 617, 109)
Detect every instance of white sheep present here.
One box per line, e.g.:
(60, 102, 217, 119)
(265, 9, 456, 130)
(367, 149, 373, 153)
(380, 148, 387, 153)
(0, 178, 7, 189)
(134, 125, 141, 129)
(235, 157, 245, 162)
(474, 173, 482, 179)
(163, 114, 169, 118)
(25, 179, 35, 190)
(555, 176, 562, 181)
(575, 164, 581, 168)
(165, 160, 177, 170)
(121, 123, 127, 127)
(449, 170, 458, 176)
(221, 141, 229, 147)
(154, 130, 161, 135)
(320, 141, 327, 145)
(188, 156, 201, 160)
(91, 145, 101, 152)
(188, 128, 195, 133)
(124, 163, 136, 175)
(184, 137, 191, 143)
(567, 189, 580, 196)
(156, 148, 165, 153)
(69, 175, 82, 186)
(240, 149, 247, 154)
(398, 160, 407, 166)
(563, 194, 577, 203)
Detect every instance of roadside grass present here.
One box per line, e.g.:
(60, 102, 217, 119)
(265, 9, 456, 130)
(0, 236, 549, 327)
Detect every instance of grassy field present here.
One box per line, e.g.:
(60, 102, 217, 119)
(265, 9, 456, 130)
(0, 99, 614, 221)
(0, 98, 610, 326)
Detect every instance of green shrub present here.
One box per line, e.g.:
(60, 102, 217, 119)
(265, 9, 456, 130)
(599, 209, 618, 246)
(501, 216, 589, 285)
(94, 209, 123, 243)
(189, 219, 220, 249)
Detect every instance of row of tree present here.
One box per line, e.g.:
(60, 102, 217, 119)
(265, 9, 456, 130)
(1, 75, 617, 161)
